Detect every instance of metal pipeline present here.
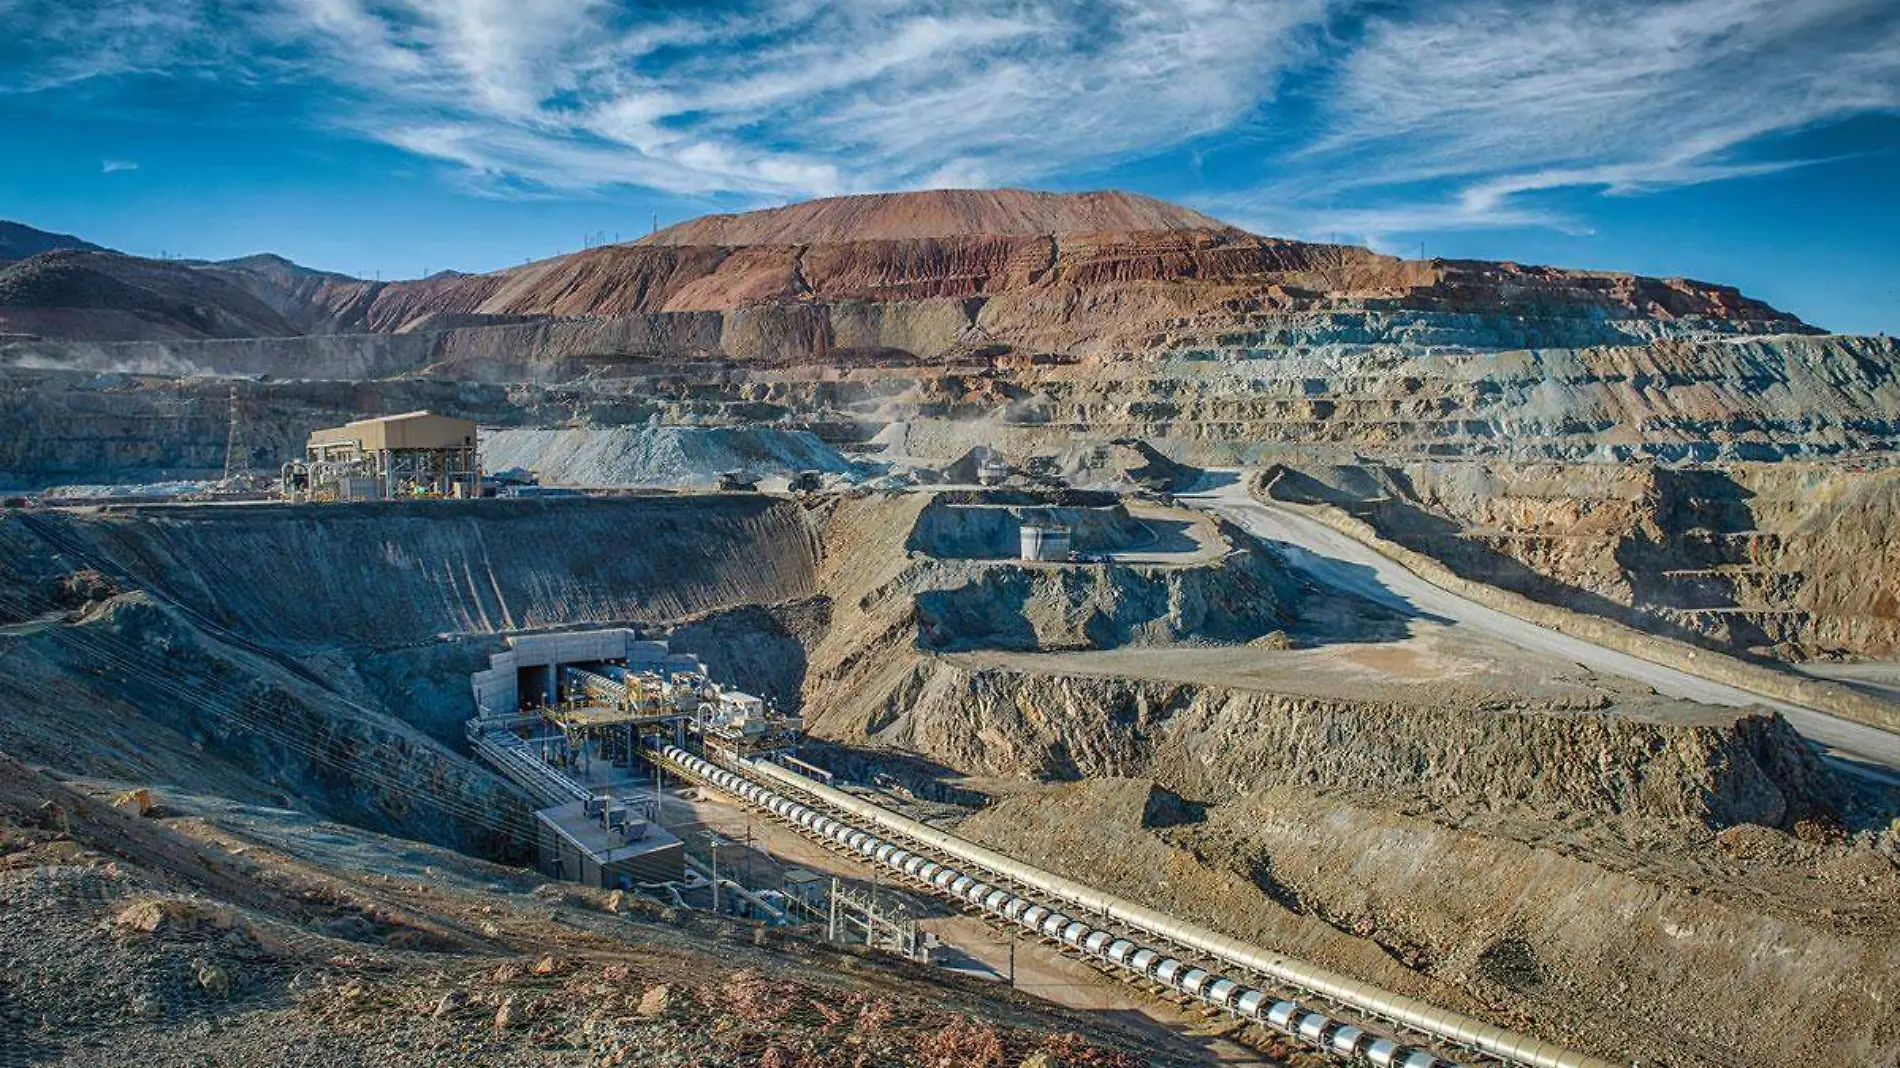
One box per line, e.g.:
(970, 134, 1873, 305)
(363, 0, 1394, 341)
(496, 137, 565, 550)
(654, 745, 1459, 1068)
(730, 750, 1622, 1068)
(682, 854, 790, 924)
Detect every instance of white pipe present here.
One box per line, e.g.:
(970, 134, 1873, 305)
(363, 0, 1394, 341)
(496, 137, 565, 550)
(731, 750, 1622, 1068)
(682, 853, 790, 924)
(652, 746, 1452, 1067)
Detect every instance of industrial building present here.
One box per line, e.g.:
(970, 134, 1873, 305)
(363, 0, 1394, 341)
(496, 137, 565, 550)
(1019, 522, 1072, 561)
(535, 795, 683, 889)
(465, 629, 802, 890)
(282, 410, 479, 501)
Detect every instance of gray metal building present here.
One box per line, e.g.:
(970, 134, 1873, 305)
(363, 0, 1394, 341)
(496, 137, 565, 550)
(534, 797, 683, 889)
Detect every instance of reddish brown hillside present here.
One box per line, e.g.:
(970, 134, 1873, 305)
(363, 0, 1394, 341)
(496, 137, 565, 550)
(293, 224, 1792, 334)
(0, 192, 1814, 346)
(640, 188, 1236, 245)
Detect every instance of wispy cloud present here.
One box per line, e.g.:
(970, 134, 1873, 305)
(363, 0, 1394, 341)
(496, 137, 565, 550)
(100, 158, 139, 174)
(0, 0, 254, 93)
(2, 0, 1343, 199)
(1259, 0, 1900, 242)
(267, 0, 1343, 199)
(4, 0, 1898, 242)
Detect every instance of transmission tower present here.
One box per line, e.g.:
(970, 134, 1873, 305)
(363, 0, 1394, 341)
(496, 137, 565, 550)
(221, 383, 246, 482)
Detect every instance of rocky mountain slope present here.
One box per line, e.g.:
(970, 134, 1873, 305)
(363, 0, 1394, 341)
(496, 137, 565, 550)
(0, 189, 1811, 344)
(639, 188, 1237, 244)
(0, 219, 109, 264)
(0, 250, 308, 341)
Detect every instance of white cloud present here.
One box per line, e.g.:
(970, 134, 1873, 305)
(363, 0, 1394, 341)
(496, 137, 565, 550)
(1261, 0, 1900, 241)
(4, 0, 1343, 200)
(5, 0, 1898, 241)
(0, 0, 232, 92)
(325, 0, 1345, 199)
(101, 158, 139, 173)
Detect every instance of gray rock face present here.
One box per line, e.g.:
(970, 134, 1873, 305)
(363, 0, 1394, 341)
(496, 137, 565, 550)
(912, 554, 1296, 652)
(1277, 459, 1900, 660)
(14, 496, 821, 648)
(850, 657, 1839, 828)
(3, 328, 1895, 491)
(0, 591, 528, 855)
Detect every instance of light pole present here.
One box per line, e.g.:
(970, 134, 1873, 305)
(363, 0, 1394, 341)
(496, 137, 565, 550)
(653, 755, 665, 824)
(706, 833, 722, 915)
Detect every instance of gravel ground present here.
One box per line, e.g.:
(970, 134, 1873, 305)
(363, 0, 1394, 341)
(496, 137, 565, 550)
(0, 757, 1173, 1068)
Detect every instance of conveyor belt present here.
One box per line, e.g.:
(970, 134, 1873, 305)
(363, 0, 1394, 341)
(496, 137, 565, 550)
(656, 743, 1622, 1068)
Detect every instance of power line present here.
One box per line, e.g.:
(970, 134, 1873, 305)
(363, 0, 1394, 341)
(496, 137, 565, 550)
(0, 581, 534, 839)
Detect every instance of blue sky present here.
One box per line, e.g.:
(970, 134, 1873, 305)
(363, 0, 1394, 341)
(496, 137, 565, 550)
(1, 0, 1896, 333)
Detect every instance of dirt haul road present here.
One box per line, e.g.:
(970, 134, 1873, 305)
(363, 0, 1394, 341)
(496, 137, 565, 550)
(1182, 471, 1900, 780)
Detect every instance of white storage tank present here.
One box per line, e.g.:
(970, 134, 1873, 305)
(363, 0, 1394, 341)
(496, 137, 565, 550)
(1019, 523, 1072, 561)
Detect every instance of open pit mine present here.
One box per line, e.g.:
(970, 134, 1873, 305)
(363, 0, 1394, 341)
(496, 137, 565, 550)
(2, 189, 1899, 1068)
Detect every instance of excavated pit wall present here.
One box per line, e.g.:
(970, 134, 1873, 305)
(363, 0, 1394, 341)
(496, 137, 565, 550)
(19, 495, 821, 650)
(0, 368, 530, 488)
(0, 591, 530, 856)
(0, 495, 826, 854)
(958, 779, 1900, 1068)
(810, 491, 1296, 656)
(4, 330, 1897, 487)
(909, 554, 1293, 652)
(797, 493, 1840, 828)
(903, 496, 1150, 558)
(825, 657, 1837, 828)
(1271, 460, 1900, 662)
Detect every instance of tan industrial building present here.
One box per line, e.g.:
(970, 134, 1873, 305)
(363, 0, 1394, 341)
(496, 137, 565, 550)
(287, 411, 479, 500)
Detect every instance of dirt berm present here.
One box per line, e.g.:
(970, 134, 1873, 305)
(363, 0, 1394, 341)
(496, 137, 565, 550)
(1256, 466, 1900, 732)
(958, 778, 1900, 1068)
(10, 496, 820, 649)
(828, 657, 1838, 829)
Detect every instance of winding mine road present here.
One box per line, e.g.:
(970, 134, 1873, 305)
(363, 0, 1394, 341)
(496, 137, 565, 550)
(1181, 472, 1900, 780)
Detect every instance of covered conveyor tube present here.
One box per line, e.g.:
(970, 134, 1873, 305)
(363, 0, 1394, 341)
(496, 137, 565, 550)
(730, 749, 1622, 1068)
(653, 743, 1456, 1066)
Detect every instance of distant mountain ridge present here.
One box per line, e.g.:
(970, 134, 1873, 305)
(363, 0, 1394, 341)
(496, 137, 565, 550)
(639, 189, 1238, 245)
(0, 249, 306, 340)
(0, 221, 111, 263)
(0, 190, 1816, 343)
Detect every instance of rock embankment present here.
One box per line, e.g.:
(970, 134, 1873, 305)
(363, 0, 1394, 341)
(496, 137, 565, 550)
(911, 554, 1294, 651)
(0, 592, 529, 855)
(1274, 459, 1900, 662)
(904, 494, 1151, 559)
(819, 657, 1839, 829)
(13, 496, 821, 649)
(958, 778, 1900, 1068)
